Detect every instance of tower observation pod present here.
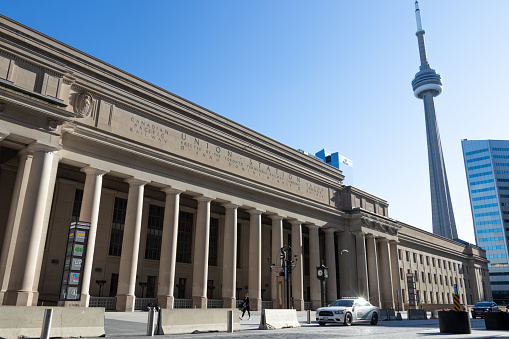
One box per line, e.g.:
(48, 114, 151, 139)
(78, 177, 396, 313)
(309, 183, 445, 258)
(411, 1, 458, 239)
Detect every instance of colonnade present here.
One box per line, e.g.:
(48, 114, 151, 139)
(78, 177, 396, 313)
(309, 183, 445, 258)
(0, 146, 401, 311)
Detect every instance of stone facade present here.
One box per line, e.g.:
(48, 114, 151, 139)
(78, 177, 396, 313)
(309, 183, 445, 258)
(0, 15, 491, 311)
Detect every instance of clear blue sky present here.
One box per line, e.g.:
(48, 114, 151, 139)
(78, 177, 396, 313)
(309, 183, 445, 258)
(3, 1, 509, 243)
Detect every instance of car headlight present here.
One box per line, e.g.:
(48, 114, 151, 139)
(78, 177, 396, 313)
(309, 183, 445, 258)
(335, 310, 344, 314)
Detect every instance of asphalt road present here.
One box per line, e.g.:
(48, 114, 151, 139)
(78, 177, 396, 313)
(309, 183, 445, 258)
(104, 310, 509, 339)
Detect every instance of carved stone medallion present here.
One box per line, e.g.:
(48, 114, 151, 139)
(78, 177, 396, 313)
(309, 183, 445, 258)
(75, 92, 93, 118)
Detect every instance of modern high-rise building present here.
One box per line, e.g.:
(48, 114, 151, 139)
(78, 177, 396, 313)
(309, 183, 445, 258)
(411, 1, 458, 239)
(315, 149, 353, 186)
(462, 139, 509, 302)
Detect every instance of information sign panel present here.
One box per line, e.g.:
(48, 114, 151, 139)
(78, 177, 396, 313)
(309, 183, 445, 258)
(59, 221, 90, 301)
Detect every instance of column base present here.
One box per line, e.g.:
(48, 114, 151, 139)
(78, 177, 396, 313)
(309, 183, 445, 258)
(2, 290, 33, 306)
(80, 293, 90, 307)
(192, 296, 207, 309)
(0, 291, 5, 305)
(157, 295, 174, 309)
(293, 298, 305, 311)
(312, 300, 322, 310)
(251, 298, 262, 311)
(116, 294, 135, 312)
(222, 297, 235, 309)
(272, 298, 278, 309)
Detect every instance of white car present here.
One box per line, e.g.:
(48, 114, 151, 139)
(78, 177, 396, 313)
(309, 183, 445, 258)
(316, 298, 380, 326)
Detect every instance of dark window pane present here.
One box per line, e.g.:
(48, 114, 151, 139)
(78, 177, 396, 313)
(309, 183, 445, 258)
(145, 204, 164, 260)
(177, 211, 193, 263)
(109, 197, 127, 256)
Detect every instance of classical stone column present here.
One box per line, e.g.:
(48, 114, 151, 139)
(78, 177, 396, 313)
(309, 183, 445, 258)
(378, 238, 394, 309)
(270, 215, 283, 308)
(324, 228, 337, 303)
(248, 209, 263, 311)
(365, 234, 381, 307)
(337, 231, 351, 298)
(389, 240, 402, 309)
(354, 232, 369, 299)
(3, 143, 58, 306)
(157, 187, 182, 309)
(192, 196, 213, 309)
(290, 221, 304, 310)
(221, 203, 239, 308)
(79, 166, 108, 307)
(308, 224, 321, 310)
(116, 178, 147, 312)
(0, 150, 32, 304)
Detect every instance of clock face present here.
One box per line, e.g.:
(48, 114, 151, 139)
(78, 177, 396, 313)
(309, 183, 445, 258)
(318, 269, 323, 277)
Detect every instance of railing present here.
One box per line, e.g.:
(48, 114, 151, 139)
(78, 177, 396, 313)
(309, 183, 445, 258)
(135, 298, 157, 310)
(304, 301, 313, 310)
(174, 299, 193, 308)
(207, 299, 223, 308)
(89, 297, 116, 310)
(262, 301, 273, 310)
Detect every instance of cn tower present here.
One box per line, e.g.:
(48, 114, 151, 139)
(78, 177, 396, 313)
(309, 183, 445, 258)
(411, 1, 458, 239)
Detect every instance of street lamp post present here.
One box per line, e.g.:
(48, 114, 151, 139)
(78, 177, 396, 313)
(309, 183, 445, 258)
(139, 282, 147, 298)
(317, 261, 329, 307)
(269, 246, 296, 309)
(96, 279, 106, 297)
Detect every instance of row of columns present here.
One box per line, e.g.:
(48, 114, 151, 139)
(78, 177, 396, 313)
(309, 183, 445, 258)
(0, 145, 400, 311)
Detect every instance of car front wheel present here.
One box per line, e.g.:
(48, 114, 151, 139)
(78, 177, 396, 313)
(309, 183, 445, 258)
(344, 312, 353, 326)
(370, 312, 378, 325)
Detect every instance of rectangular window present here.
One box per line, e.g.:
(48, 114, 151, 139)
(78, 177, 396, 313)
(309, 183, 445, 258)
(475, 211, 499, 217)
(421, 271, 425, 282)
(468, 163, 491, 171)
(145, 204, 164, 260)
(426, 256, 430, 265)
(303, 236, 310, 276)
(415, 270, 418, 282)
(109, 197, 127, 256)
(438, 260, 441, 268)
(428, 272, 431, 283)
(434, 274, 437, 284)
(493, 147, 509, 152)
(398, 249, 402, 260)
(71, 188, 84, 222)
(400, 268, 404, 280)
(473, 195, 497, 201)
(470, 179, 494, 185)
(474, 203, 499, 209)
(413, 253, 417, 263)
(471, 187, 495, 194)
(432, 258, 436, 267)
(420, 255, 423, 264)
(466, 156, 490, 163)
(176, 211, 193, 263)
(208, 217, 218, 266)
(469, 171, 492, 178)
(476, 220, 501, 226)
(466, 148, 488, 156)
(406, 251, 410, 261)
(477, 228, 502, 234)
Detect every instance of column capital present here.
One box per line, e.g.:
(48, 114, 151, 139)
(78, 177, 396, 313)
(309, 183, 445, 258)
(323, 227, 337, 234)
(162, 186, 183, 195)
(27, 141, 60, 153)
(125, 177, 148, 187)
(81, 166, 109, 176)
(306, 224, 319, 230)
(365, 233, 376, 240)
(222, 202, 240, 209)
(377, 237, 390, 244)
(194, 195, 214, 203)
(289, 219, 303, 226)
(389, 239, 400, 245)
(352, 231, 365, 236)
(248, 208, 264, 216)
(268, 214, 284, 221)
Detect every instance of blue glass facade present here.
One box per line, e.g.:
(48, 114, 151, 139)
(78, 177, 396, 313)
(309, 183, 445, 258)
(462, 139, 509, 302)
(315, 149, 353, 186)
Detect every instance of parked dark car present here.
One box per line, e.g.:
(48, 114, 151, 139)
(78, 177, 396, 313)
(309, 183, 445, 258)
(471, 301, 499, 318)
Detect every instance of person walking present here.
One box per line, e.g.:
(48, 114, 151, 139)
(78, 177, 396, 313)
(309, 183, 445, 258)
(240, 293, 251, 320)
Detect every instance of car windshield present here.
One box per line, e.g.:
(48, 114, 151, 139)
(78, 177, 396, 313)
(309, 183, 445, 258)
(333, 300, 354, 307)
(474, 302, 491, 307)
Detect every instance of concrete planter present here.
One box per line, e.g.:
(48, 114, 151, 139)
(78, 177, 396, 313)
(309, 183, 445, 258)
(438, 311, 471, 334)
(484, 312, 509, 330)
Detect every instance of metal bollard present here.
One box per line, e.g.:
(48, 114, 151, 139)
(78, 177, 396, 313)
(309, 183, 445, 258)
(147, 308, 155, 336)
(227, 310, 233, 333)
(307, 309, 311, 324)
(41, 308, 53, 339)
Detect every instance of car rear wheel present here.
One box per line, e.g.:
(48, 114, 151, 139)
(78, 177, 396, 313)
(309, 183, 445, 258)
(318, 321, 325, 326)
(344, 312, 353, 326)
(370, 312, 378, 325)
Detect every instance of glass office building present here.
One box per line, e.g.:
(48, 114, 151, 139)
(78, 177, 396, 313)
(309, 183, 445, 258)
(315, 149, 354, 186)
(462, 139, 509, 302)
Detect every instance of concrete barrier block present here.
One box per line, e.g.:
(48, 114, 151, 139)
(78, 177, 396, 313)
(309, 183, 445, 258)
(259, 309, 300, 330)
(0, 306, 105, 339)
(408, 309, 427, 320)
(159, 309, 241, 335)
